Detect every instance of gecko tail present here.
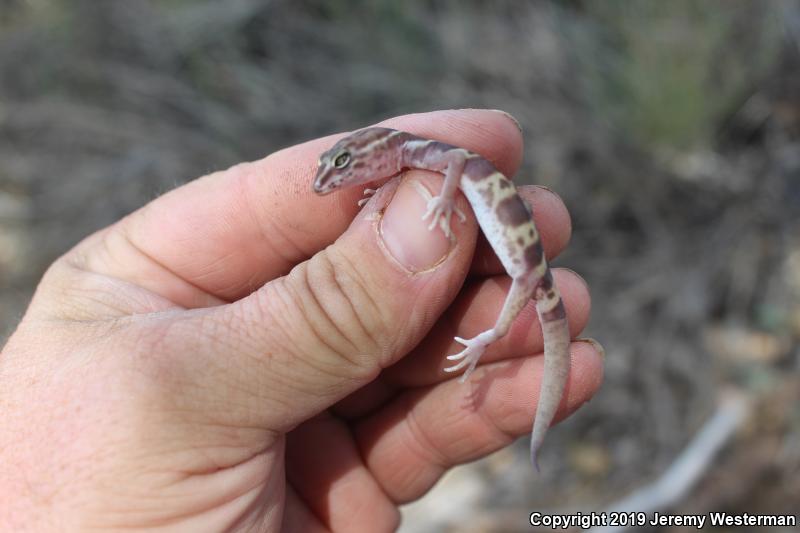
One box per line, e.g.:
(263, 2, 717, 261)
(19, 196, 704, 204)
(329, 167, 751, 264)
(530, 444, 541, 472)
(530, 291, 571, 471)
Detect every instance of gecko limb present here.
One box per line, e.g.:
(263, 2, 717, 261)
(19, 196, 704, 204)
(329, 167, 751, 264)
(443, 276, 536, 382)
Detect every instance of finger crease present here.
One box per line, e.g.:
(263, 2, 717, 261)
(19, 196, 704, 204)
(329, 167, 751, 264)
(402, 395, 449, 470)
(299, 263, 361, 367)
(118, 224, 223, 302)
(329, 252, 383, 356)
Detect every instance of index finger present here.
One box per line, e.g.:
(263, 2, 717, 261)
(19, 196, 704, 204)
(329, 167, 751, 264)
(70, 109, 527, 307)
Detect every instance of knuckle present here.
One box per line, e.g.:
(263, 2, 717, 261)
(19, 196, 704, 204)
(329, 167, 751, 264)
(274, 249, 391, 374)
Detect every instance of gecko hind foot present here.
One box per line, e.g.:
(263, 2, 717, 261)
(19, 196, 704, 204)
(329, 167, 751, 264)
(443, 331, 496, 383)
(421, 195, 466, 238)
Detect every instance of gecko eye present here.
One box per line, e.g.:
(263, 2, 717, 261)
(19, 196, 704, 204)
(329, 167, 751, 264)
(333, 151, 351, 169)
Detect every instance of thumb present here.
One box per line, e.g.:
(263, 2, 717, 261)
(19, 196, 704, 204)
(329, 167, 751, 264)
(195, 173, 477, 432)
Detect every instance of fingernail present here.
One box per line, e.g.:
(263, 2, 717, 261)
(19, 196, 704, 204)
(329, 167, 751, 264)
(380, 178, 453, 272)
(559, 267, 590, 293)
(577, 337, 605, 360)
(489, 109, 523, 134)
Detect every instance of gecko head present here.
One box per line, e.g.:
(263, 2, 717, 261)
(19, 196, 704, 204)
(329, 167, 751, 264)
(313, 143, 355, 195)
(313, 127, 400, 195)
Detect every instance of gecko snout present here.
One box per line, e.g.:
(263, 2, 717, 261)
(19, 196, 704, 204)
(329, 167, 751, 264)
(312, 177, 338, 195)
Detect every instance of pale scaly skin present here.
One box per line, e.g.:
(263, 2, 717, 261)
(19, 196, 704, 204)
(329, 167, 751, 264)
(313, 127, 570, 468)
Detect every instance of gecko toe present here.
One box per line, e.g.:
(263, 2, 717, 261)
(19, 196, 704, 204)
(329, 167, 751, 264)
(358, 188, 378, 207)
(443, 363, 464, 373)
(442, 332, 492, 380)
(443, 356, 471, 372)
(456, 360, 480, 382)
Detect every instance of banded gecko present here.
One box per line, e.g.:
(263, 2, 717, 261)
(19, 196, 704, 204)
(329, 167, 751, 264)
(313, 127, 570, 467)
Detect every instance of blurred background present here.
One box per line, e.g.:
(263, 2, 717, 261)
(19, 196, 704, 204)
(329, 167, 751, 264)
(1, 0, 798, 531)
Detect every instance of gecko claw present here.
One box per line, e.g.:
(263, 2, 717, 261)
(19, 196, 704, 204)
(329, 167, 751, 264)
(446, 337, 470, 360)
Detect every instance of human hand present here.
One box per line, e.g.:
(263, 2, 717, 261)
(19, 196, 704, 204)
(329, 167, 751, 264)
(0, 109, 602, 532)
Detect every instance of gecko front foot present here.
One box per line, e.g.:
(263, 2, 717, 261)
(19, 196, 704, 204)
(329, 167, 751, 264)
(357, 188, 378, 207)
(443, 330, 497, 382)
(421, 195, 467, 238)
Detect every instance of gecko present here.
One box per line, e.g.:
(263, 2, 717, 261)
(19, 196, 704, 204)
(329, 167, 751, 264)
(312, 127, 570, 468)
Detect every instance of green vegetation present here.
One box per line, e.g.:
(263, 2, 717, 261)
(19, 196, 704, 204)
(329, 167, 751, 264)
(574, 0, 783, 149)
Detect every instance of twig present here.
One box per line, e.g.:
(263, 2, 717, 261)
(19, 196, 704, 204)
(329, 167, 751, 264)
(590, 388, 750, 533)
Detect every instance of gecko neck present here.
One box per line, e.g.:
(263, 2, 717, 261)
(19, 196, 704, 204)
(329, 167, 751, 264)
(400, 139, 458, 173)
